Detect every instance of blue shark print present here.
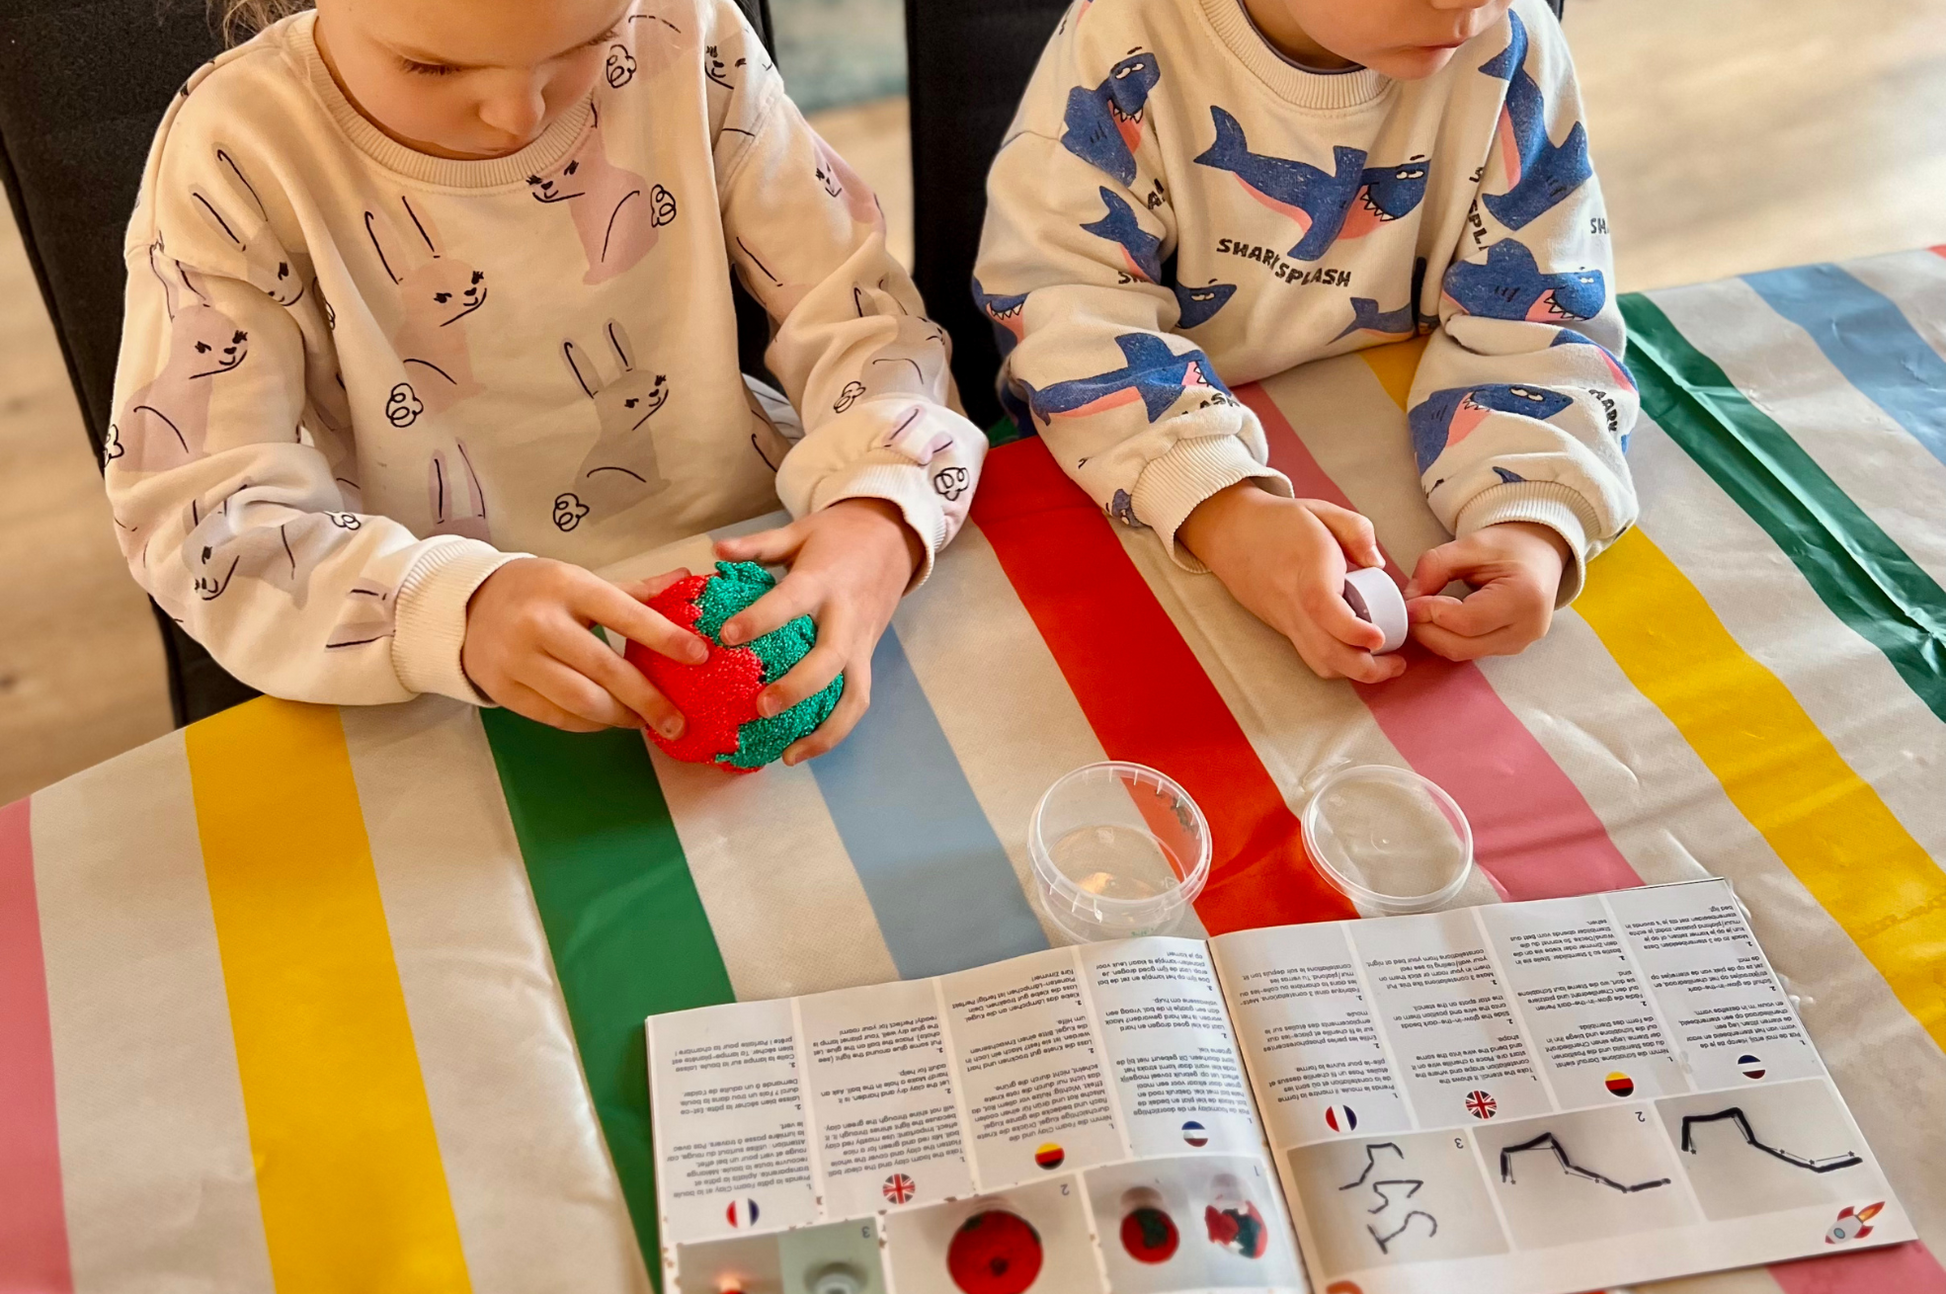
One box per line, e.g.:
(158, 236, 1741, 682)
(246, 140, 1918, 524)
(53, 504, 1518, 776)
(1109, 488, 1139, 526)
(1018, 332, 1233, 426)
(1492, 466, 1528, 484)
(973, 276, 1029, 355)
(1060, 52, 1164, 186)
(1334, 257, 1435, 342)
(1408, 382, 1574, 472)
(1477, 12, 1592, 230)
(1082, 188, 1163, 282)
(1194, 108, 1366, 261)
(1444, 239, 1606, 322)
(1551, 327, 1636, 391)
(1195, 108, 1429, 260)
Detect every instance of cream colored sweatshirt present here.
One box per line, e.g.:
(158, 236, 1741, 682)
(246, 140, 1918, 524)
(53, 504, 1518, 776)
(106, 0, 984, 706)
(975, 0, 1637, 601)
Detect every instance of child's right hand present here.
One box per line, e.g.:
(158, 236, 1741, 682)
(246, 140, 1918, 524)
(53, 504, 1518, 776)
(1178, 482, 1407, 685)
(461, 558, 708, 736)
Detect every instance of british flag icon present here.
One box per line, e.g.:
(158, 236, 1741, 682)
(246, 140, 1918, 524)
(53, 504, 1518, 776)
(883, 1173, 916, 1205)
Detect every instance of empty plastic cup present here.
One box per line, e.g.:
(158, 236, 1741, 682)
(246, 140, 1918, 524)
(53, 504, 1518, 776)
(1029, 762, 1211, 942)
(1299, 765, 1473, 913)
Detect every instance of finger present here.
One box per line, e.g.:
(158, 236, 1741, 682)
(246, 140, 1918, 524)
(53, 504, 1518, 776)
(575, 577, 708, 664)
(721, 570, 823, 646)
(498, 678, 607, 734)
(1409, 585, 1520, 639)
(614, 568, 691, 603)
(528, 656, 641, 729)
(760, 640, 848, 716)
(1403, 540, 1473, 600)
(549, 627, 685, 739)
(1290, 620, 1404, 685)
(1299, 500, 1384, 568)
(714, 522, 805, 567)
(1410, 620, 1536, 662)
(1302, 580, 1387, 653)
(783, 660, 872, 765)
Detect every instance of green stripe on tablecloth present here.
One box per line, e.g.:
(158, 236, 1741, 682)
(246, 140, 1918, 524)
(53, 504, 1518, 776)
(1621, 293, 1946, 722)
(478, 710, 733, 1287)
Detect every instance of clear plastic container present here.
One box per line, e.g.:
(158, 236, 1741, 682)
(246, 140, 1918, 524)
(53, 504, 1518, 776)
(1299, 765, 1473, 913)
(1029, 762, 1211, 942)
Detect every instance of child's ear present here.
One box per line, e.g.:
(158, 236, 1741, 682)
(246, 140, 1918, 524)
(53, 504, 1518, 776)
(605, 319, 636, 371)
(562, 338, 602, 397)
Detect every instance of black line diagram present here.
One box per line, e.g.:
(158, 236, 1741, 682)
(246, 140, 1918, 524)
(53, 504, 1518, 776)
(1498, 1132, 1671, 1193)
(1679, 1108, 1864, 1173)
(1338, 1142, 1439, 1254)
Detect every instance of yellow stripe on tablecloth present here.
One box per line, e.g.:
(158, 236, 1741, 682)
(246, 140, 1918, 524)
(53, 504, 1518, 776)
(186, 699, 471, 1293)
(1575, 528, 1946, 1048)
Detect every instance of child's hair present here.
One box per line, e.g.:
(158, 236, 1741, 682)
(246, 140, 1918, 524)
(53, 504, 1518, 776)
(210, 0, 312, 43)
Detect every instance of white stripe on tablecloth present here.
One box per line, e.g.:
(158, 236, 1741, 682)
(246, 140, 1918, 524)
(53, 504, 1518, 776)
(33, 736, 275, 1294)
(1619, 416, 1946, 1250)
(341, 700, 649, 1294)
(897, 524, 1135, 943)
(610, 530, 900, 1001)
(1834, 248, 1946, 362)
(1649, 276, 1946, 587)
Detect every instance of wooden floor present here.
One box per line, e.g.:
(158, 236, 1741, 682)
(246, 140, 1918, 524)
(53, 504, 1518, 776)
(2, 0, 1943, 801)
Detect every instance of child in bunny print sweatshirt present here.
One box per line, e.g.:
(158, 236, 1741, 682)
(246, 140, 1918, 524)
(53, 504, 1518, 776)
(108, 0, 983, 759)
(976, 0, 1637, 684)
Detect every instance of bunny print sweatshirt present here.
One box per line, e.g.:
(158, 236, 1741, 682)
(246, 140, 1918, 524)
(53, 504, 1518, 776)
(975, 0, 1637, 601)
(107, 0, 984, 707)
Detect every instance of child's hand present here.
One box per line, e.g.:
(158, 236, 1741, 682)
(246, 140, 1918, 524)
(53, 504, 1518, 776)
(710, 498, 925, 765)
(1180, 482, 1406, 684)
(1403, 522, 1571, 660)
(462, 559, 707, 735)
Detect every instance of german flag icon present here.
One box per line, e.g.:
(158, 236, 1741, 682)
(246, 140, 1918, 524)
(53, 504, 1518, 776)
(1605, 1072, 1635, 1097)
(1035, 1143, 1066, 1170)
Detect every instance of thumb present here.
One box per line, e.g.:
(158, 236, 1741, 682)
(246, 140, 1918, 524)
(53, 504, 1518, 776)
(1404, 540, 1469, 600)
(715, 521, 805, 567)
(1298, 500, 1384, 569)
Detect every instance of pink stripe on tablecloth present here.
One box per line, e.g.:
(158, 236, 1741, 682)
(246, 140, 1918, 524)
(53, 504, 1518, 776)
(0, 796, 75, 1292)
(1770, 1240, 1946, 1294)
(1237, 382, 1641, 898)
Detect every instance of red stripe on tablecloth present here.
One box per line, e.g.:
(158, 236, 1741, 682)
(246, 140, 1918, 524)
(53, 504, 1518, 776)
(970, 438, 1356, 933)
(1237, 382, 1641, 899)
(0, 797, 75, 1292)
(1771, 1239, 1946, 1294)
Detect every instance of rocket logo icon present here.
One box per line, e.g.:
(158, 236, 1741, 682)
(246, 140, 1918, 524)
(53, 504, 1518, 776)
(1826, 1202, 1884, 1244)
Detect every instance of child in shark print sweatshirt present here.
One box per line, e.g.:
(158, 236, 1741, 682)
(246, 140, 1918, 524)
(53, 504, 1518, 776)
(107, 0, 983, 756)
(976, 0, 1636, 682)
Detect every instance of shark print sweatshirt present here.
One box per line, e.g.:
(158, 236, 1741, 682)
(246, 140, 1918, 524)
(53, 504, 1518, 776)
(106, 0, 983, 708)
(975, 0, 1637, 601)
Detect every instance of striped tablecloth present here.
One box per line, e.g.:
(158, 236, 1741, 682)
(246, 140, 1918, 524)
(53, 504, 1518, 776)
(4, 249, 1943, 1293)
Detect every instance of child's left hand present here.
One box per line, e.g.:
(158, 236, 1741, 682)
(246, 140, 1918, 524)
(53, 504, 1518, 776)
(1402, 522, 1572, 661)
(707, 498, 925, 765)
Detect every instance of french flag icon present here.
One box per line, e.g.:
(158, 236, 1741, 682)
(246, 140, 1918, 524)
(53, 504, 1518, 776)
(726, 1198, 760, 1228)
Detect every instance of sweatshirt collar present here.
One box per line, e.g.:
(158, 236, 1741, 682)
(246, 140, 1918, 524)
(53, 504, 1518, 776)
(1198, 0, 1392, 111)
(285, 11, 593, 189)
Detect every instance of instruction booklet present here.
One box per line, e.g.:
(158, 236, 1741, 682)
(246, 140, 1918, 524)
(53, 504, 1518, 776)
(645, 878, 1910, 1293)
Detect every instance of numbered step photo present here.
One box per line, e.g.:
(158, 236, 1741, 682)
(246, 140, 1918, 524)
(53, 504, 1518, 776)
(1286, 1130, 1507, 1279)
(1081, 1154, 1305, 1292)
(672, 1217, 885, 1294)
(1654, 1079, 1887, 1223)
(882, 1174, 1103, 1294)
(1471, 1104, 1697, 1249)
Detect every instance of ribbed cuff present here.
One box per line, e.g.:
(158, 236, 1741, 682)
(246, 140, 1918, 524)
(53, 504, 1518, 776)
(1135, 435, 1294, 572)
(811, 462, 949, 589)
(392, 541, 526, 704)
(1456, 481, 1596, 606)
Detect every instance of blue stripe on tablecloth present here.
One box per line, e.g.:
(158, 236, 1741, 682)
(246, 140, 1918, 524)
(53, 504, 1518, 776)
(808, 623, 1049, 979)
(1743, 262, 1946, 467)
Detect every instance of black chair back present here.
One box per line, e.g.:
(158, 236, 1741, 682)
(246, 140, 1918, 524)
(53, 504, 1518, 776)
(0, 0, 773, 726)
(902, 0, 1567, 430)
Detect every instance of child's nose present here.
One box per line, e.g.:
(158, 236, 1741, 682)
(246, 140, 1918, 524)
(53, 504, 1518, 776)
(476, 76, 548, 144)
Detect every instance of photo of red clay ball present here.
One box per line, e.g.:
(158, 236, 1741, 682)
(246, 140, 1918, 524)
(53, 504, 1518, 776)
(945, 1209, 1044, 1294)
(1120, 1204, 1180, 1263)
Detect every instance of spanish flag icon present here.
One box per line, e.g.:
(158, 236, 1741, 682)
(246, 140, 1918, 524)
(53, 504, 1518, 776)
(1605, 1072, 1635, 1097)
(1035, 1143, 1066, 1170)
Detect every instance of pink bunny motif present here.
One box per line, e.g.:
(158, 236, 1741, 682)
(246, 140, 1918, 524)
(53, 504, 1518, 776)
(811, 132, 884, 230)
(326, 578, 398, 649)
(364, 197, 488, 415)
(427, 441, 491, 542)
(106, 240, 249, 474)
(864, 312, 951, 400)
(872, 406, 957, 463)
(526, 106, 676, 285)
(190, 147, 312, 307)
(622, 10, 699, 80)
(555, 319, 671, 528)
(179, 491, 344, 609)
